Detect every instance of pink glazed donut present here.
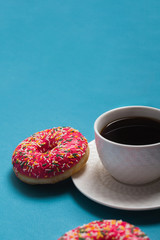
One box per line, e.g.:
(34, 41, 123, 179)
(58, 220, 150, 240)
(12, 127, 89, 184)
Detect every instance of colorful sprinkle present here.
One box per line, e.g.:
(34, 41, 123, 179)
(12, 127, 88, 179)
(58, 220, 150, 240)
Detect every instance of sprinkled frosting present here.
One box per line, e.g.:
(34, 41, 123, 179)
(12, 127, 88, 179)
(58, 220, 150, 240)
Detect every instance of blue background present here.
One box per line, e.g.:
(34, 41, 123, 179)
(0, 1, 160, 239)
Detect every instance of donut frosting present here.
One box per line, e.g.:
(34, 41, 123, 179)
(12, 127, 88, 179)
(58, 220, 150, 240)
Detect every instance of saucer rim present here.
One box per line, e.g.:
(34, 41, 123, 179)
(72, 140, 160, 211)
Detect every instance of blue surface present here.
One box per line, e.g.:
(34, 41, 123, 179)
(1, 1, 160, 239)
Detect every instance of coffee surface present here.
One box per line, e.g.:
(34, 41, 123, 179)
(100, 117, 160, 145)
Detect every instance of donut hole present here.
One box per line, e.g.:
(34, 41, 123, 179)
(38, 141, 57, 153)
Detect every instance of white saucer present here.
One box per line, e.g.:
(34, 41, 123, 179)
(72, 140, 160, 211)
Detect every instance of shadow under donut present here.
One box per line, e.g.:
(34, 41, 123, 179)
(9, 169, 73, 198)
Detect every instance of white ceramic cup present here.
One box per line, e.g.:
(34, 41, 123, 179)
(94, 106, 160, 185)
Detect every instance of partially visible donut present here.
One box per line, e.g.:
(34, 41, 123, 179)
(58, 219, 150, 240)
(12, 127, 89, 184)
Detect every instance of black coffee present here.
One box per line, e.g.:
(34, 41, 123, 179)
(100, 117, 160, 145)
